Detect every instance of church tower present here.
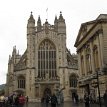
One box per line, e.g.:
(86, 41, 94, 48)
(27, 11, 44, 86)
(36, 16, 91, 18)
(6, 12, 78, 102)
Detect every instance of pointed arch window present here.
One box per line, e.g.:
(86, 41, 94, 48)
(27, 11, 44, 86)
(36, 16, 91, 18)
(38, 39, 57, 79)
(69, 74, 77, 88)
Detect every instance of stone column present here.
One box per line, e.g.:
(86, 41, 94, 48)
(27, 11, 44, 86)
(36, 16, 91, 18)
(98, 32, 104, 67)
(78, 52, 82, 77)
(90, 42, 95, 73)
(83, 48, 87, 76)
(31, 69, 35, 98)
(97, 33, 102, 68)
(26, 69, 30, 97)
(63, 68, 69, 101)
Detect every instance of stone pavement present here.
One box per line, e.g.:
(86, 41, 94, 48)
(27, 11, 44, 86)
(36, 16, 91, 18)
(24, 102, 104, 107)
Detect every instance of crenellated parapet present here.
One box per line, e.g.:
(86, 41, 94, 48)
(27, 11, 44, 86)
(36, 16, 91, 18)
(27, 11, 66, 34)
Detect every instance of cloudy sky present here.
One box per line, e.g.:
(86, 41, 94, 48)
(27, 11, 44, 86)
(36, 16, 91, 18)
(0, 0, 107, 85)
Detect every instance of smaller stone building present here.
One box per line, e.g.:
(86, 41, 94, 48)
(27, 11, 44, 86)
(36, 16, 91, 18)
(74, 14, 107, 100)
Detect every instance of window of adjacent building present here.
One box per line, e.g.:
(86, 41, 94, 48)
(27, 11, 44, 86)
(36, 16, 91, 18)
(93, 45, 99, 70)
(86, 54, 92, 74)
(69, 74, 77, 88)
(85, 46, 92, 74)
(81, 55, 85, 75)
(18, 76, 25, 89)
(38, 39, 57, 79)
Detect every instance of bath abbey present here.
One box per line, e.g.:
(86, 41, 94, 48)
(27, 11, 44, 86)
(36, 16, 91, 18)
(5, 12, 78, 101)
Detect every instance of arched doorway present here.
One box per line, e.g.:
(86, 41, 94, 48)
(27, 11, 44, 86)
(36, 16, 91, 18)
(71, 89, 77, 100)
(43, 88, 51, 97)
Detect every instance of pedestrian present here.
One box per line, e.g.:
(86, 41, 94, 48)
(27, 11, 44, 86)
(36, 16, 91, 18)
(45, 94, 50, 107)
(18, 94, 25, 107)
(84, 92, 90, 107)
(26, 96, 29, 103)
(51, 93, 58, 107)
(75, 93, 79, 104)
(8, 95, 13, 106)
(0, 95, 5, 107)
(14, 94, 20, 107)
(103, 90, 107, 107)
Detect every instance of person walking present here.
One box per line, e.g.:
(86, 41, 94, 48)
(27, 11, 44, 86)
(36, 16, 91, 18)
(26, 96, 29, 103)
(0, 95, 5, 107)
(51, 93, 58, 107)
(14, 94, 19, 107)
(84, 92, 90, 107)
(18, 94, 25, 107)
(45, 94, 50, 107)
(103, 90, 107, 107)
(75, 93, 79, 104)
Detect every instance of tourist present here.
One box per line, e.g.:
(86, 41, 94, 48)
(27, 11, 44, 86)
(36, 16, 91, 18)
(51, 93, 58, 107)
(84, 92, 90, 107)
(18, 94, 25, 107)
(45, 94, 50, 107)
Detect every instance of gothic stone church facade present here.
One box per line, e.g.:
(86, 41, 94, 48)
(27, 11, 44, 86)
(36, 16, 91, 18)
(5, 12, 78, 101)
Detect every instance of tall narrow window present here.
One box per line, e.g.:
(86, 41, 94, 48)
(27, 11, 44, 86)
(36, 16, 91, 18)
(81, 56, 85, 76)
(86, 54, 92, 74)
(38, 39, 57, 79)
(18, 76, 25, 89)
(69, 74, 77, 88)
(93, 45, 99, 69)
(85, 46, 92, 74)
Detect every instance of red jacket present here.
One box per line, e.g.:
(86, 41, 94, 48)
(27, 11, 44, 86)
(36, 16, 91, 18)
(19, 96, 25, 105)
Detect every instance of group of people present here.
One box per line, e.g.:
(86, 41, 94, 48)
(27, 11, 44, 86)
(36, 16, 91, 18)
(41, 93, 58, 107)
(84, 90, 107, 107)
(0, 93, 28, 107)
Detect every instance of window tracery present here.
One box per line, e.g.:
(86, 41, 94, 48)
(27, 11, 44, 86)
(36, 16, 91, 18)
(38, 39, 57, 79)
(18, 76, 25, 89)
(69, 74, 77, 88)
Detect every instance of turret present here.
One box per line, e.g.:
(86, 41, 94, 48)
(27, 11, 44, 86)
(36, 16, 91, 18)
(54, 16, 58, 32)
(58, 11, 66, 34)
(27, 12, 35, 34)
(44, 19, 49, 34)
(12, 46, 16, 64)
(12, 46, 16, 55)
(37, 15, 42, 32)
(8, 46, 21, 73)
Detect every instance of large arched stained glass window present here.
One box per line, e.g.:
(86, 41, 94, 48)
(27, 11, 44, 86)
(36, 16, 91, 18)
(38, 39, 57, 79)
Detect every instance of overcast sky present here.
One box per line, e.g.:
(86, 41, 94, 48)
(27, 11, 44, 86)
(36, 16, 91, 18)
(0, 0, 107, 85)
